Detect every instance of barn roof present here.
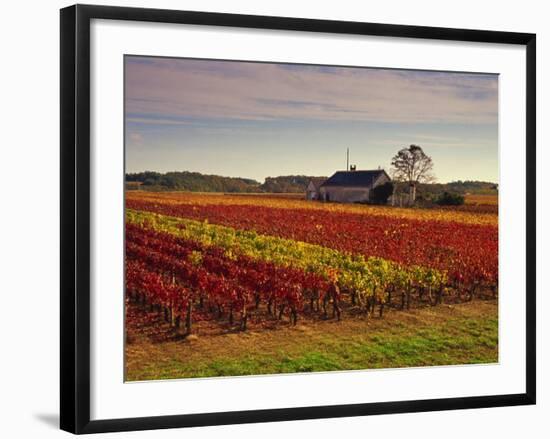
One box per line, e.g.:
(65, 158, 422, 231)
(307, 177, 327, 191)
(321, 170, 389, 188)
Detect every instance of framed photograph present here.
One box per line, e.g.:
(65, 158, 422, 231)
(60, 4, 536, 434)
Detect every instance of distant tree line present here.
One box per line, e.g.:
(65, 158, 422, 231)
(427, 180, 498, 195)
(125, 171, 261, 193)
(391, 181, 497, 207)
(125, 172, 328, 194)
(126, 170, 497, 198)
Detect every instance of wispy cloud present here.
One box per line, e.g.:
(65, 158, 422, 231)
(125, 57, 498, 126)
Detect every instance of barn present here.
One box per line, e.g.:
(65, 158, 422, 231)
(305, 177, 327, 200)
(317, 169, 391, 203)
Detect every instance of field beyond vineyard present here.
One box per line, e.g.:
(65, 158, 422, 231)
(125, 191, 499, 380)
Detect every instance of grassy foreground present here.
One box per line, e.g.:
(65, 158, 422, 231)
(125, 301, 498, 381)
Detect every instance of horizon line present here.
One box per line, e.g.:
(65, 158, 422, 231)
(124, 169, 498, 186)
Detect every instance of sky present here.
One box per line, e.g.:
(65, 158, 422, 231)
(125, 56, 498, 184)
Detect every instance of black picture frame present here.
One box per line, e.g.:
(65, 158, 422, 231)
(60, 4, 536, 434)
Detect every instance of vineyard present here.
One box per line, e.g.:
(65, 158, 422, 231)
(125, 192, 498, 341)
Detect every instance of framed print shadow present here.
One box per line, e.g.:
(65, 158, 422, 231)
(60, 4, 536, 435)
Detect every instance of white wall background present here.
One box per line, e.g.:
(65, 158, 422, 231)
(0, 0, 546, 437)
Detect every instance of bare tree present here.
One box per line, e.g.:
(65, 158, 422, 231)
(390, 145, 435, 205)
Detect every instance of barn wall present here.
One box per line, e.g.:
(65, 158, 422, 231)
(319, 186, 370, 203)
(306, 190, 317, 200)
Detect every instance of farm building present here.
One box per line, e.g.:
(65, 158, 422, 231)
(305, 177, 327, 200)
(317, 169, 391, 203)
